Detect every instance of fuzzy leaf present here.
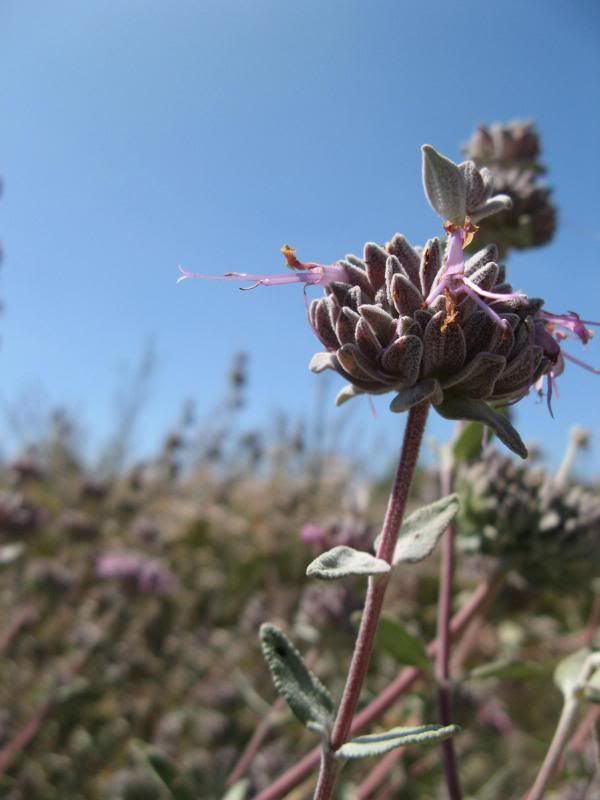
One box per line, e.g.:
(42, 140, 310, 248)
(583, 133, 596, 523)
(336, 724, 460, 760)
(554, 648, 591, 698)
(470, 194, 513, 224)
(307, 546, 390, 580)
(422, 145, 466, 225)
(464, 659, 544, 682)
(375, 616, 430, 670)
(260, 624, 334, 729)
(375, 495, 460, 565)
(435, 396, 527, 459)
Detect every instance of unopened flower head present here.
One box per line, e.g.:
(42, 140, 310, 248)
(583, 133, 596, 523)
(463, 120, 557, 256)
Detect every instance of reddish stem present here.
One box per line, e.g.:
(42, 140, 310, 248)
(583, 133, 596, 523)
(435, 520, 462, 800)
(330, 402, 430, 753)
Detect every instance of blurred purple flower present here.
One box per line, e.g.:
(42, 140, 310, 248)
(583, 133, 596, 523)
(95, 551, 177, 595)
(299, 523, 328, 545)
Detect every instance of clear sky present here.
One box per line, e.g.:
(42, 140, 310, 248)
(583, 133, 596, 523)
(1, 1, 600, 472)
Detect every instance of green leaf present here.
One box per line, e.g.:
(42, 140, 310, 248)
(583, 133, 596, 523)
(435, 396, 528, 459)
(375, 494, 460, 565)
(554, 648, 591, 698)
(259, 624, 334, 730)
(464, 659, 544, 682)
(452, 422, 485, 463)
(375, 616, 430, 670)
(130, 743, 197, 800)
(306, 546, 391, 580)
(421, 145, 466, 225)
(336, 724, 460, 760)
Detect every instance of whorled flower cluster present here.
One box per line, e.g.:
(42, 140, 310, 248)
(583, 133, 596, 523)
(180, 142, 598, 455)
(463, 121, 557, 256)
(457, 451, 600, 589)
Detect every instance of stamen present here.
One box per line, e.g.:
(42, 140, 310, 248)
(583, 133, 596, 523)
(562, 351, 600, 375)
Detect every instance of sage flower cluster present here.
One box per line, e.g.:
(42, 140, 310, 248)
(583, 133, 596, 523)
(458, 452, 600, 588)
(463, 121, 557, 256)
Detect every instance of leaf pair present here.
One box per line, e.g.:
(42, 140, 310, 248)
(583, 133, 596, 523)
(306, 494, 461, 582)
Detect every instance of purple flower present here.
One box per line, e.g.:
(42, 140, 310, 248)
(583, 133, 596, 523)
(95, 551, 177, 595)
(177, 245, 348, 291)
(300, 523, 328, 545)
(424, 223, 526, 332)
(534, 310, 600, 414)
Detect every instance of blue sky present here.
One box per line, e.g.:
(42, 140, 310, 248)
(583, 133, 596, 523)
(1, 1, 600, 472)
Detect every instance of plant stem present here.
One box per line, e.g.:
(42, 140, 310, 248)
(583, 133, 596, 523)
(312, 402, 429, 799)
(525, 698, 579, 800)
(313, 746, 340, 800)
(435, 461, 462, 800)
(255, 572, 502, 800)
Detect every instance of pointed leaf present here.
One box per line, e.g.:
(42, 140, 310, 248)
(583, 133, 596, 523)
(307, 546, 391, 580)
(435, 396, 528, 459)
(464, 659, 544, 682)
(375, 616, 430, 670)
(422, 145, 466, 225)
(260, 624, 334, 729)
(336, 724, 460, 760)
(375, 495, 460, 565)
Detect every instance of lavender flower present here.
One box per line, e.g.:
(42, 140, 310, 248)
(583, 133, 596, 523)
(95, 551, 177, 595)
(177, 245, 348, 290)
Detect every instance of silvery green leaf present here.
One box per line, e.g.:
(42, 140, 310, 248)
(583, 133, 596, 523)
(336, 724, 460, 760)
(375, 615, 430, 670)
(470, 194, 513, 224)
(375, 494, 460, 566)
(306, 546, 390, 580)
(464, 659, 544, 682)
(422, 145, 466, 225)
(260, 624, 334, 729)
(309, 352, 337, 374)
(222, 781, 250, 800)
(554, 648, 591, 699)
(435, 396, 528, 459)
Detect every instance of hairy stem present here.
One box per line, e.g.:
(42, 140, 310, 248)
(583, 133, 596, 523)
(255, 572, 502, 800)
(435, 461, 462, 800)
(313, 746, 340, 800)
(312, 402, 429, 799)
